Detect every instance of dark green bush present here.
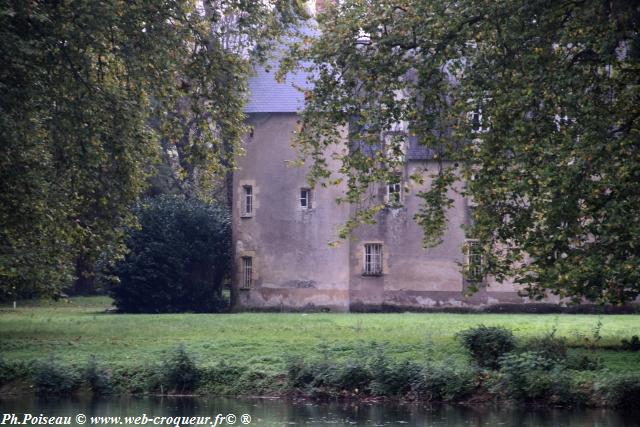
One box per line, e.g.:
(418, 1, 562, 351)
(621, 335, 640, 351)
(285, 356, 336, 390)
(85, 355, 112, 395)
(457, 325, 516, 369)
(110, 365, 159, 394)
(0, 358, 29, 386)
(199, 362, 248, 395)
(32, 356, 81, 395)
(333, 360, 372, 390)
(600, 375, 640, 408)
(565, 353, 603, 371)
(494, 351, 585, 405)
(286, 356, 314, 388)
(159, 345, 200, 393)
(411, 364, 476, 402)
(109, 195, 230, 313)
(526, 333, 567, 362)
(287, 350, 422, 397)
(369, 354, 422, 396)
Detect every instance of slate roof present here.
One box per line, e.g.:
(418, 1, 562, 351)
(244, 21, 451, 161)
(353, 135, 441, 161)
(244, 22, 317, 113)
(406, 135, 438, 160)
(244, 62, 311, 113)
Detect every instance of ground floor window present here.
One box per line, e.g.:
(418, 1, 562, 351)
(364, 243, 383, 275)
(465, 239, 483, 282)
(241, 256, 253, 289)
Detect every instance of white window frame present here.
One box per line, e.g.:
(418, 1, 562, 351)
(363, 243, 383, 276)
(554, 111, 572, 130)
(300, 188, 312, 209)
(241, 256, 253, 289)
(242, 185, 253, 216)
(467, 98, 490, 133)
(465, 239, 483, 282)
(386, 182, 402, 206)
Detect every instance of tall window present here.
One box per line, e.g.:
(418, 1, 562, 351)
(300, 188, 312, 209)
(465, 239, 483, 282)
(241, 256, 253, 289)
(364, 243, 383, 275)
(387, 182, 401, 205)
(470, 107, 482, 132)
(242, 185, 253, 216)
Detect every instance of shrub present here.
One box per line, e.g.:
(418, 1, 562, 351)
(412, 364, 476, 402)
(285, 356, 336, 390)
(599, 375, 640, 409)
(565, 354, 603, 371)
(526, 332, 567, 362)
(0, 358, 29, 386)
(32, 356, 81, 395)
(494, 351, 585, 405)
(368, 353, 422, 396)
(111, 365, 160, 394)
(199, 362, 248, 395)
(457, 325, 516, 369)
(333, 360, 372, 391)
(85, 355, 112, 395)
(159, 345, 200, 393)
(109, 195, 230, 313)
(621, 335, 640, 351)
(286, 356, 314, 388)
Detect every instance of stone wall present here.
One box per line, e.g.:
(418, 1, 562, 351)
(232, 113, 351, 311)
(233, 113, 533, 312)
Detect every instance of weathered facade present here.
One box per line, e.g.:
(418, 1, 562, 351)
(230, 52, 544, 312)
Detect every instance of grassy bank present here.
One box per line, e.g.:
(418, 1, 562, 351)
(1, 297, 640, 406)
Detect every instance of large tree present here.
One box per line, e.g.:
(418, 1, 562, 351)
(0, 0, 306, 299)
(284, 0, 640, 304)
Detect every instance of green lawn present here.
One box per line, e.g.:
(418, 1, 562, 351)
(1, 297, 639, 374)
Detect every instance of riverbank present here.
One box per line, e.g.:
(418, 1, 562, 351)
(3, 395, 639, 427)
(1, 297, 639, 408)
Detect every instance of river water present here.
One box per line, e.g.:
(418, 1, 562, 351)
(1, 396, 639, 427)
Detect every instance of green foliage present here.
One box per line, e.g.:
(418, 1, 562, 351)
(457, 325, 516, 369)
(0, 0, 304, 300)
(85, 355, 112, 395)
(3, 298, 640, 403)
(368, 354, 422, 396)
(412, 364, 476, 402)
(566, 354, 603, 371)
(599, 374, 640, 409)
(287, 344, 424, 397)
(621, 335, 640, 351)
(525, 330, 568, 362)
(32, 356, 81, 395)
(334, 360, 373, 390)
(494, 352, 585, 405)
(286, 350, 473, 400)
(286, 0, 640, 304)
(158, 345, 200, 393)
(109, 196, 230, 313)
(110, 365, 160, 395)
(285, 355, 337, 391)
(0, 358, 29, 386)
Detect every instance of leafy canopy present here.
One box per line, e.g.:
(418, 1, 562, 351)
(285, 0, 640, 304)
(0, 0, 306, 299)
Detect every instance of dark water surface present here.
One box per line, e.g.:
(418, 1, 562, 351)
(1, 396, 639, 427)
